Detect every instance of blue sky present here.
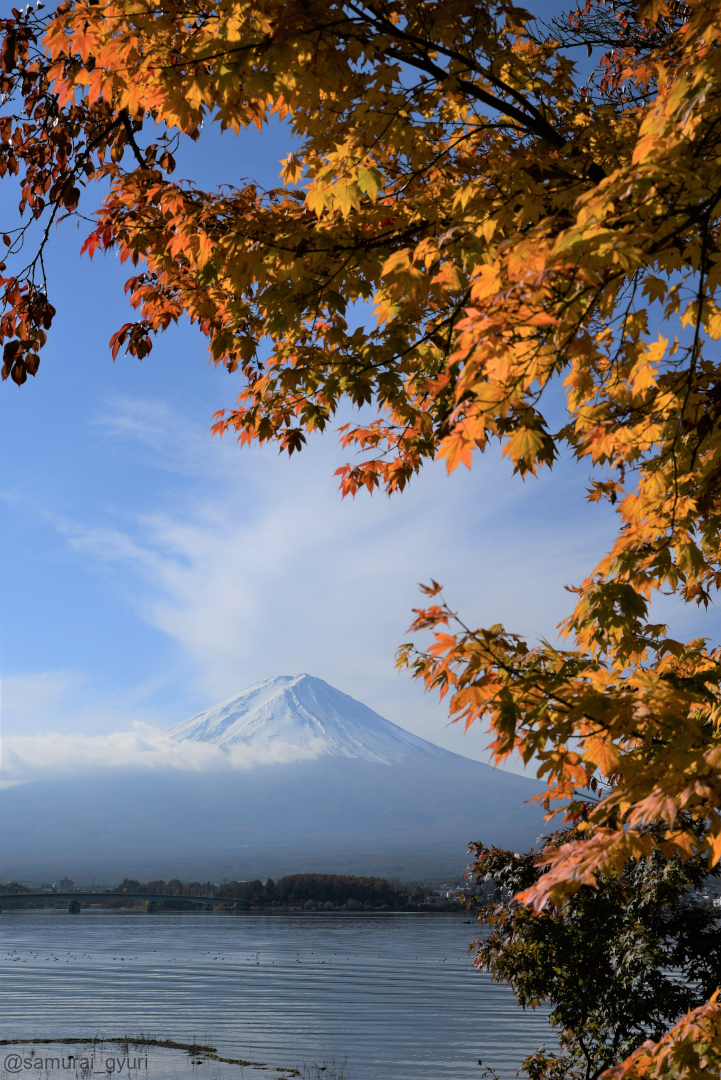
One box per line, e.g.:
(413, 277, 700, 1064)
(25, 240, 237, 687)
(2, 34, 721, 773)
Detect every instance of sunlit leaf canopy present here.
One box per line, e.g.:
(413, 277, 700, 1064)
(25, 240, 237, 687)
(3, 0, 721, 927)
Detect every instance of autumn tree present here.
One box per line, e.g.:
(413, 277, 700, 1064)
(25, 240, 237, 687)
(469, 824, 721, 1080)
(3, 0, 721, 1071)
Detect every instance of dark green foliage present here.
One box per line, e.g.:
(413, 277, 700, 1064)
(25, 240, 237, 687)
(274, 874, 402, 907)
(221, 873, 405, 907)
(117, 879, 145, 893)
(109, 877, 215, 908)
(0, 881, 32, 894)
(109, 873, 410, 908)
(469, 824, 721, 1080)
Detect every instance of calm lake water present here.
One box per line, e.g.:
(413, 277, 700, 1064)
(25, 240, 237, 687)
(0, 911, 550, 1080)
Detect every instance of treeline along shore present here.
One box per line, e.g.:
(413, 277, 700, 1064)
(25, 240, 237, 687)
(1, 874, 469, 911)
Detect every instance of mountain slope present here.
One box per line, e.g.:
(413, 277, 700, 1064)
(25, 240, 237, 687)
(165, 673, 450, 764)
(0, 756, 544, 882)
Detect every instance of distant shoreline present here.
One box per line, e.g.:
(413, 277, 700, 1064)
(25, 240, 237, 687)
(1, 905, 472, 916)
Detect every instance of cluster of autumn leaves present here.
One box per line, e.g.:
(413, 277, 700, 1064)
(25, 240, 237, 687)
(3, 0, 721, 1073)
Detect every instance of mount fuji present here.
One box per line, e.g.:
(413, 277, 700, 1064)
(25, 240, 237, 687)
(166, 674, 453, 764)
(1, 675, 546, 882)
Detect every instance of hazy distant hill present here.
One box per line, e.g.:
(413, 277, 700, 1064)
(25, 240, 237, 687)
(0, 675, 545, 882)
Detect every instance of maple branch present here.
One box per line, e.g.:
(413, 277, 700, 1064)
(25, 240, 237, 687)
(667, 215, 710, 534)
(6, 110, 124, 297)
(378, 43, 565, 148)
(120, 110, 147, 170)
(378, 43, 605, 184)
(345, 0, 560, 136)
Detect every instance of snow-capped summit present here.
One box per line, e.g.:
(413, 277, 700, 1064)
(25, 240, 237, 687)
(165, 673, 450, 765)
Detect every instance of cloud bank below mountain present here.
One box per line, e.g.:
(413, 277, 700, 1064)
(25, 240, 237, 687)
(1, 723, 325, 783)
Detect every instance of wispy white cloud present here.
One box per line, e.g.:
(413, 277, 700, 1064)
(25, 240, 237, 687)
(40, 394, 623, 766)
(2, 724, 322, 781)
(0, 668, 177, 740)
(92, 396, 243, 479)
(1, 670, 81, 723)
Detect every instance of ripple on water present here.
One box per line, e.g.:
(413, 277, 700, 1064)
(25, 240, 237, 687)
(0, 911, 549, 1080)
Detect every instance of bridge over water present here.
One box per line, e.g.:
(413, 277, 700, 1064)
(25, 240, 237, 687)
(0, 892, 249, 912)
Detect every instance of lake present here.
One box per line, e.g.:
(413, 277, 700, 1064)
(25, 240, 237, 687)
(0, 911, 550, 1080)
